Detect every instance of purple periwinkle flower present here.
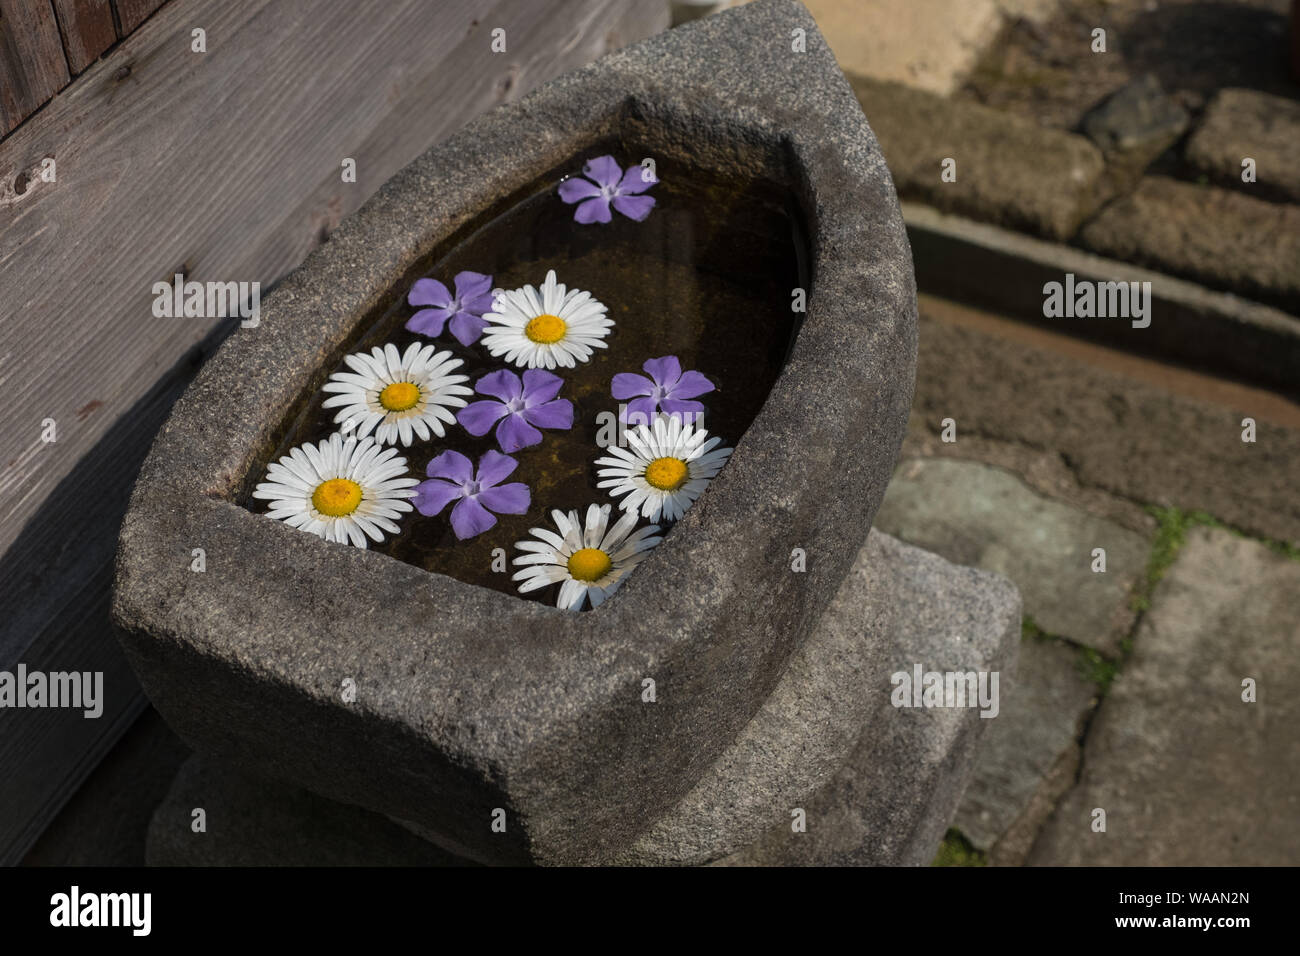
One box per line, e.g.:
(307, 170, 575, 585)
(407, 271, 496, 346)
(611, 355, 715, 424)
(557, 155, 658, 224)
(457, 369, 574, 453)
(413, 449, 530, 540)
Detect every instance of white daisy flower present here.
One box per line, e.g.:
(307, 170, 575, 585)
(594, 415, 733, 523)
(321, 342, 472, 447)
(252, 432, 419, 548)
(480, 269, 613, 370)
(512, 504, 661, 611)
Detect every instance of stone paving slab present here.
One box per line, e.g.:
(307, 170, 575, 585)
(875, 457, 1148, 653)
(900, 422, 1154, 536)
(1186, 88, 1300, 205)
(1078, 176, 1300, 315)
(911, 310, 1300, 545)
(953, 636, 1096, 863)
(851, 76, 1106, 241)
(1028, 527, 1300, 865)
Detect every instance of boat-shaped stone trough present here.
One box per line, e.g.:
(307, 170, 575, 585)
(113, 0, 1019, 865)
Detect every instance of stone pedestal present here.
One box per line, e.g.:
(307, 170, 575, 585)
(147, 531, 1019, 866)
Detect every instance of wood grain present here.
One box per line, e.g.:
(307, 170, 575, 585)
(0, 0, 667, 864)
(112, 0, 166, 36)
(52, 0, 118, 74)
(0, 0, 72, 134)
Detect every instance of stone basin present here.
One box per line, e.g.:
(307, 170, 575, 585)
(112, 0, 919, 865)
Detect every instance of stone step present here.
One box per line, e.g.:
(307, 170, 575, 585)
(851, 76, 1106, 241)
(1185, 88, 1300, 205)
(1078, 176, 1300, 316)
(622, 530, 1019, 865)
(715, 533, 1019, 866)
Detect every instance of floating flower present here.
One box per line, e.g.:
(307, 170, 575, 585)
(457, 369, 574, 453)
(406, 271, 495, 346)
(594, 415, 733, 523)
(557, 155, 658, 224)
(321, 342, 472, 447)
(480, 270, 612, 370)
(612, 355, 715, 424)
(513, 504, 661, 611)
(413, 449, 530, 540)
(252, 433, 418, 548)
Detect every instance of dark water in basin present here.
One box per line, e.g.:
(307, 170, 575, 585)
(249, 149, 806, 605)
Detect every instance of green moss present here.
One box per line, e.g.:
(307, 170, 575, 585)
(1133, 506, 1197, 612)
(1021, 615, 1050, 643)
(1135, 507, 1300, 616)
(1076, 646, 1119, 694)
(932, 829, 987, 867)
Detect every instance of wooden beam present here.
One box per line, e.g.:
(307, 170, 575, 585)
(52, 0, 118, 74)
(0, 0, 71, 134)
(0, 0, 668, 864)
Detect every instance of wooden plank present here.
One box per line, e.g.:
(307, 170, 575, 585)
(0, 0, 71, 134)
(0, 0, 668, 864)
(112, 0, 165, 36)
(52, 0, 117, 74)
(0, 336, 204, 864)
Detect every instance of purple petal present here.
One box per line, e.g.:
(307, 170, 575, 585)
(448, 312, 489, 347)
(523, 399, 573, 431)
(574, 196, 613, 225)
(452, 271, 493, 302)
(495, 413, 543, 453)
(405, 307, 451, 337)
(425, 449, 474, 483)
(617, 165, 658, 195)
(475, 449, 519, 489)
(668, 369, 715, 400)
(408, 278, 452, 308)
(478, 482, 530, 515)
(475, 368, 523, 403)
(659, 398, 706, 419)
(558, 177, 602, 204)
(521, 368, 564, 405)
(460, 290, 496, 316)
(611, 372, 655, 400)
(621, 396, 658, 425)
(641, 355, 682, 388)
(412, 478, 463, 517)
(450, 497, 497, 540)
(612, 194, 655, 222)
(583, 155, 622, 189)
(457, 400, 509, 437)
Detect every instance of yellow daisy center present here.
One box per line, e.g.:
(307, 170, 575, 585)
(567, 547, 612, 583)
(644, 456, 689, 491)
(525, 313, 567, 344)
(379, 381, 421, 412)
(312, 478, 363, 517)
